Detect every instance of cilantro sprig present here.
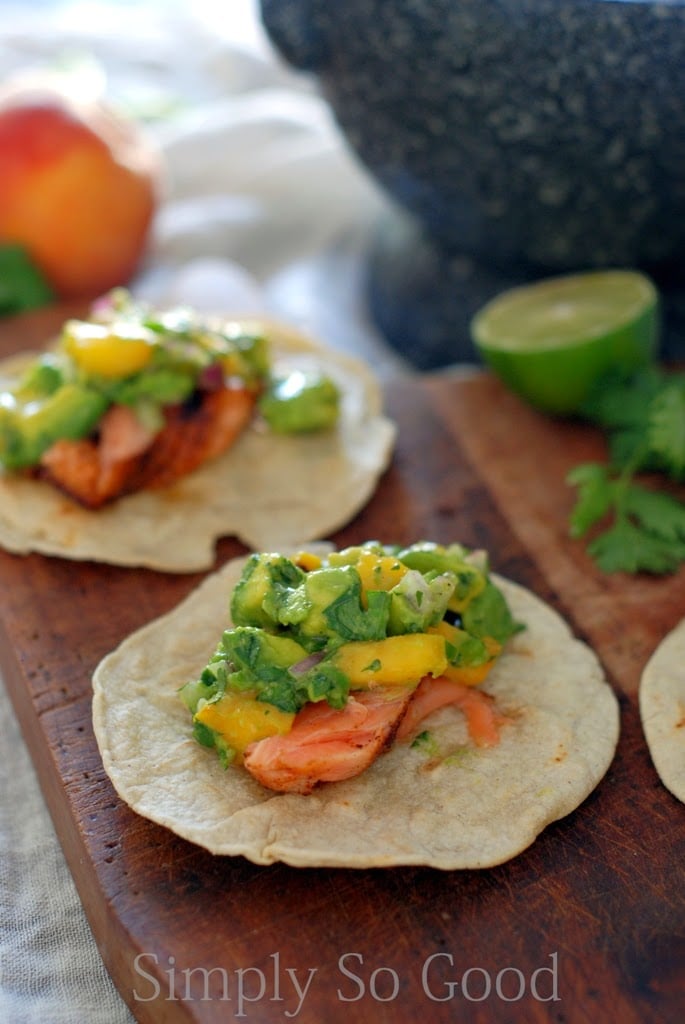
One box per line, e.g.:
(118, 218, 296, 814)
(567, 367, 685, 575)
(0, 245, 54, 315)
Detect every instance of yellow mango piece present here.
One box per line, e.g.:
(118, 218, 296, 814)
(432, 621, 502, 687)
(63, 320, 155, 379)
(443, 661, 494, 688)
(293, 550, 323, 572)
(355, 549, 408, 607)
(432, 620, 464, 644)
(195, 692, 295, 755)
(331, 633, 447, 688)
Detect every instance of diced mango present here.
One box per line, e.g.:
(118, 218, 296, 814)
(355, 550, 408, 607)
(432, 620, 502, 687)
(442, 661, 494, 687)
(432, 620, 464, 644)
(293, 550, 323, 572)
(195, 692, 295, 756)
(331, 633, 447, 688)
(62, 320, 155, 378)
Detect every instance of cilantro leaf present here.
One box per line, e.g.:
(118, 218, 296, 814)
(607, 427, 656, 473)
(0, 245, 54, 315)
(581, 365, 665, 430)
(623, 483, 685, 542)
(324, 586, 390, 641)
(587, 517, 685, 575)
(566, 463, 615, 537)
(649, 381, 685, 480)
(567, 468, 685, 575)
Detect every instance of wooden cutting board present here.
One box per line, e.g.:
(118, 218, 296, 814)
(1, 306, 684, 1024)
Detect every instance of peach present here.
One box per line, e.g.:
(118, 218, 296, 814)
(0, 78, 161, 299)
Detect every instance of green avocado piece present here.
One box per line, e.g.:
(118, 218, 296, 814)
(230, 553, 305, 629)
(397, 541, 486, 608)
(0, 383, 108, 470)
(15, 354, 66, 399)
(110, 367, 196, 407)
(259, 370, 340, 434)
(290, 566, 360, 643)
(220, 627, 309, 712)
(387, 569, 456, 635)
(460, 580, 524, 645)
(291, 565, 391, 645)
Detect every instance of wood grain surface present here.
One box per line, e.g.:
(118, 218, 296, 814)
(1, 307, 684, 1024)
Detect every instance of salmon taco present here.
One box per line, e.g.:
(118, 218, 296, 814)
(640, 619, 685, 803)
(92, 540, 620, 868)
(0, 291, 394, 571)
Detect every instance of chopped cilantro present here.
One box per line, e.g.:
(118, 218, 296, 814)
(411, 730, 441, 756)
(362, 659, 382, 672)
(323, 585, 390, 641)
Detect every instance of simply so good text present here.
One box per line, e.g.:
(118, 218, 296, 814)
(133, 950, 560, 1016)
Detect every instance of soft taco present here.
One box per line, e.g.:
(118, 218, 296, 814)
(0, 291, 394, 571)
(640, 618, 685, 803)
(92, 540, 620, 868)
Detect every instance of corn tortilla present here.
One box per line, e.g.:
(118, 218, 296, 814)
(92, 554, 620, 869)
(0, 321, 395, 571)
(640, 618, 685, 803)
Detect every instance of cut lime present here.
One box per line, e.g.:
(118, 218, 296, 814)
(470, 269, 659, 415)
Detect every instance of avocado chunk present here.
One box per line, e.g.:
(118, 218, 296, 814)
(230, 553, 305, 629)
(258, 370, 340, 434)
(289, 566, 358, 642)
(15, 354, 66, 399)
(461, 580, 524, 645)
(220, 627, 310, 712)
(109, 367, 196, 407)
(397, 541, 486, 610)
(290, 565, 391, 645)
(0, 383, 108, 470)
(387, 569, 456, 635)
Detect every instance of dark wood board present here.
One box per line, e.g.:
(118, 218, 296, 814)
(1, 306, 684, 1023)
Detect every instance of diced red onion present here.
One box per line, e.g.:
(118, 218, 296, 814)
(198, 362, 225, 391)
(289, 651, 325, 677)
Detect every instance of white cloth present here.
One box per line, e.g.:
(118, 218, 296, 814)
(0, 2, 406, 1021)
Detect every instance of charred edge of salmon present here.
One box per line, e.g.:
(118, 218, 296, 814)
(35, 386, 258, 509)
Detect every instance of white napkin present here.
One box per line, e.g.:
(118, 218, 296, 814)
(0, 2, 406, 1022)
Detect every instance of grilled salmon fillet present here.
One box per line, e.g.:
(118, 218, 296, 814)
(395, 676, 504, 748)
(37, 385, 257, 509)
(243, 676, 508, 794)
(243, 686, 415, 794)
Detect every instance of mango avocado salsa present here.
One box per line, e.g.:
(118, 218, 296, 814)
(0, 289, 340, 472)
(179, 541, 523, 766)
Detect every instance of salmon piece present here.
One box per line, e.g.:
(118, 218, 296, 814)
(38, 403, 159, 508)
(38, 437, 104, 508)
(99, 403, 157, 463)
(37, 386, 257, 508)
(243, 686, 415, 794)
(95, 404, 158, 501)
(128, 385, 256, 491)
(396, 676, 504, 748)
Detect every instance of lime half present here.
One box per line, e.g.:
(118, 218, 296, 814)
(471, 269, 659, 415)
